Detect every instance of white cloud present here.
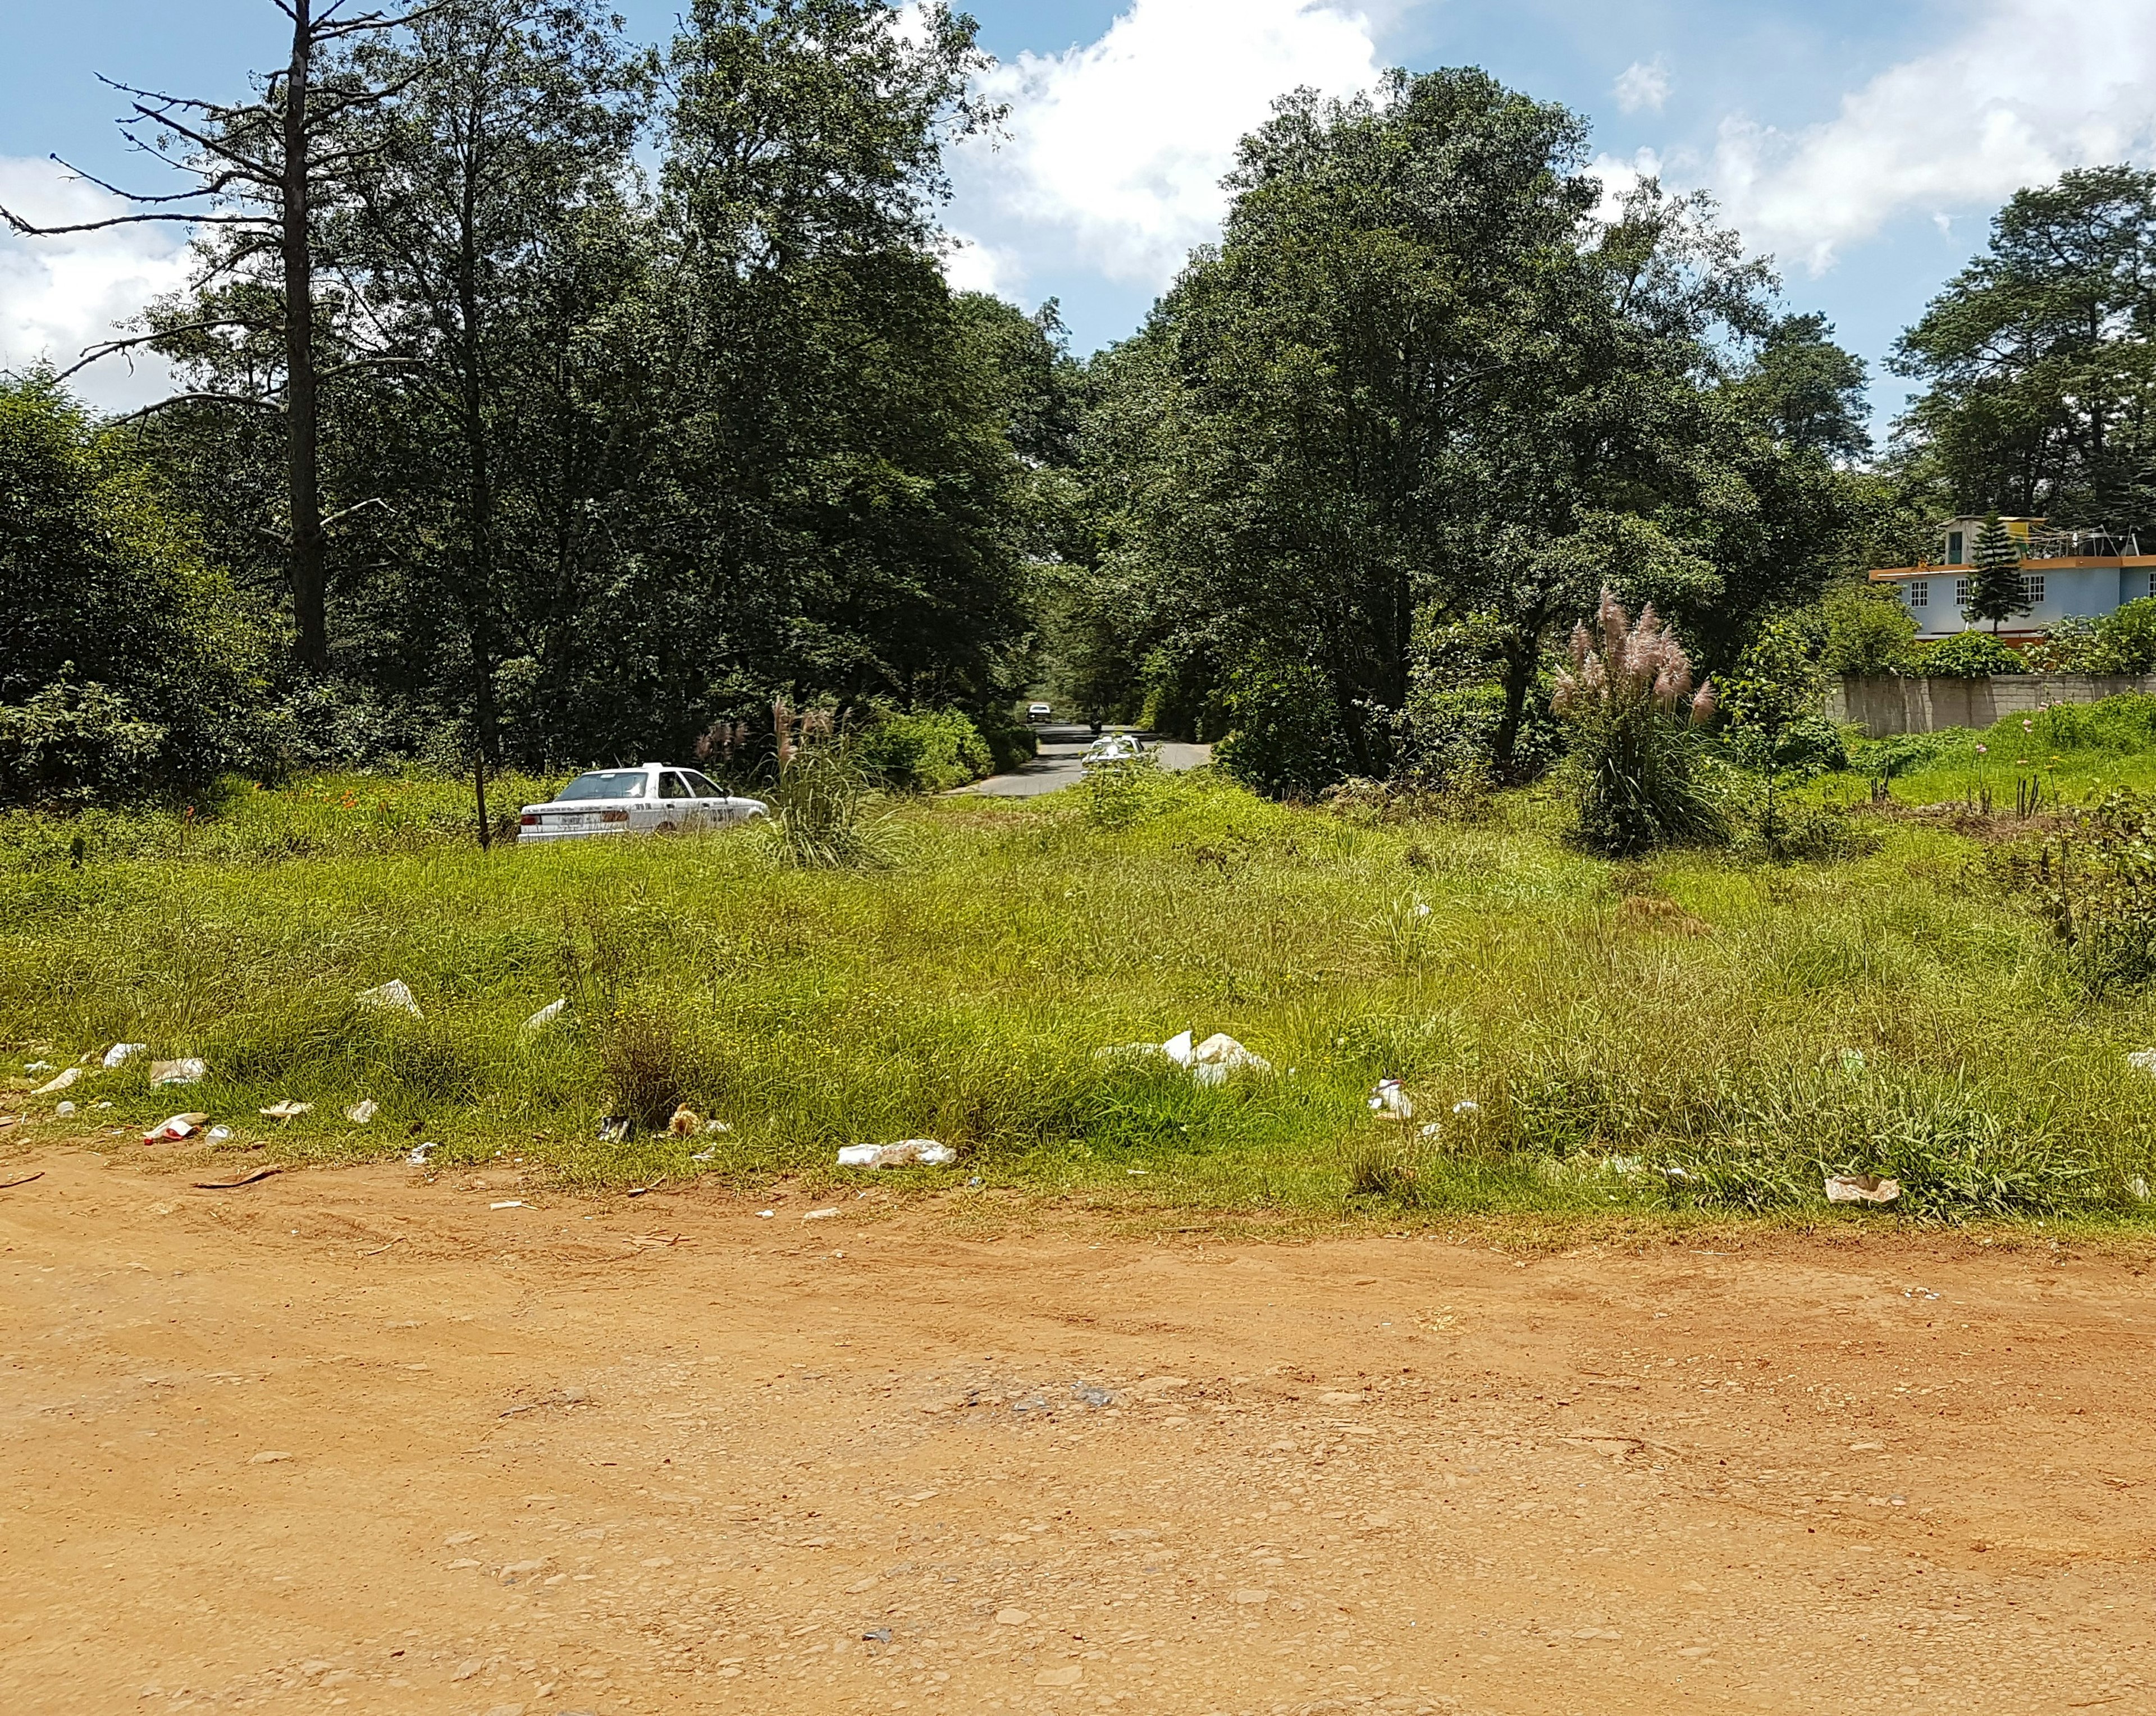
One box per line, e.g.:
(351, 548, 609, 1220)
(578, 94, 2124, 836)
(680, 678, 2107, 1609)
(1614, 57, 1670, 116)
(1589, 146, 1665, 223)
(1710, 0, 2156, 273)
(957, 0, 1385, 289)
(940, 231, 1025, 299)
(0, 157, 195, 413)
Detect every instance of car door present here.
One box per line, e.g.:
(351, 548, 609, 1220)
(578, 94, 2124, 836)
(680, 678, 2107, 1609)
(680, 771, 729, 825)
(656, 771, 694, 831)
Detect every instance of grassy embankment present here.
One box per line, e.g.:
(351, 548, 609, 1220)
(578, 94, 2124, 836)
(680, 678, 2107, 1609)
(4, 722, 2156, 1230)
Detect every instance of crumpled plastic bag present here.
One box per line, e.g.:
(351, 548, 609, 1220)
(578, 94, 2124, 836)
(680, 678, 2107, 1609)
(1826, 1173, 1901, 1206)
(1189, 1032, 1272, 1086)
(144, 1112, 211, 1142)
(521, 998, 566, 1036)
(837, 1139, 957, 1169)
(259, 1100, 312, 1121)
(33, 1067, 83, 1096)
(149, 1058, 207, 1087)
(1368, 1078, 1414, 1119)
(345, 1099, 379, 1125)
(103, 1043, 147, 1069)
(357, 980, 423, 1019)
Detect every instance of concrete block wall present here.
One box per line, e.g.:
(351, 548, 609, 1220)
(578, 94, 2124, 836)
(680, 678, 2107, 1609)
(1829, 674, 2156, 736)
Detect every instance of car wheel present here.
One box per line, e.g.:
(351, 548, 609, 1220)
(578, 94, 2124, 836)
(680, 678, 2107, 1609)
(655, 821, 678, 835)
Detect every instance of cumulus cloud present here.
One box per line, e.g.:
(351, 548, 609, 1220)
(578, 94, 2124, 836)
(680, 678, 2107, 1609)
(955, 0, 1385, 289)
(1711, 0, 2156, 273)
(939, 231, 1025, 298)
(0, 157, 195, 413)
(1613, 57, 1670, 116)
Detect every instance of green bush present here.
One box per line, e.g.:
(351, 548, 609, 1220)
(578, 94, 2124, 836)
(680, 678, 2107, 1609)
(1820, 585, 1918, 677)
(1213, 655, 1355, 799)
(1917, 630, 2027, 677)
(2091, 597, 2156, 674)
(0, 378, 271, 803)
(850, 707, 994, 793)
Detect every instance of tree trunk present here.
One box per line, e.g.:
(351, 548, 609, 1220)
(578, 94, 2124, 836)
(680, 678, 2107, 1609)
(283, 1, 328, 672)
(457, 150, 500, 763)
(1492, 633, 1535, 774)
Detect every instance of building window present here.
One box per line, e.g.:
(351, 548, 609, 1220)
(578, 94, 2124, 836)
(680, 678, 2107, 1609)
(1947, 530, 1966, 564)
(1954, 577, 1971, 608)
(2020, 573, 2045, 605)
(1907, 580, 1929, 608)
(2146, 570, 2155, 601)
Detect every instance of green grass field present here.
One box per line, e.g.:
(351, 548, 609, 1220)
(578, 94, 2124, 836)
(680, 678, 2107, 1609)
(6, 730, 2156, 1232)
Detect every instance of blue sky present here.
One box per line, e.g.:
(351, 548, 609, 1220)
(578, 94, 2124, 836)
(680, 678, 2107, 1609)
(4, 0, 2153, 428)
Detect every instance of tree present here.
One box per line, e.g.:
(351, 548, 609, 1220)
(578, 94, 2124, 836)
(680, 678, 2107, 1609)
(1723, 614, 1825, 844)
(0, 0, 437, 672)
(1892, 166, 2156, 530)
(0, 377, 269, 802)
(1965, 514, 2030, 632)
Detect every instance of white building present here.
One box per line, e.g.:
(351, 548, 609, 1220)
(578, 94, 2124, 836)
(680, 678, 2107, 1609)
(1869, 516, 2156, 642)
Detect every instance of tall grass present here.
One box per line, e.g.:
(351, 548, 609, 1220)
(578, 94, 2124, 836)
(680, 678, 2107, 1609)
(2, 763, 2154, 1224)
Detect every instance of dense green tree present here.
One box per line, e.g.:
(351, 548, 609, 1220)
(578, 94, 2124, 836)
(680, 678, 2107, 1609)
(0, 379, 270, 801)
(1892, 166, 2156, 529)
(1966, 514, 2030, 632)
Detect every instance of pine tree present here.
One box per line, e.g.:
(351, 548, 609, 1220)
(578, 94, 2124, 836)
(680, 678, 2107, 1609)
(1965, 514, 2029, 633)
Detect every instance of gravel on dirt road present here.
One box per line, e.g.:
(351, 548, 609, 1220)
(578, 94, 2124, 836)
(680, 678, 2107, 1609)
(2, 1151, 2152, 1714)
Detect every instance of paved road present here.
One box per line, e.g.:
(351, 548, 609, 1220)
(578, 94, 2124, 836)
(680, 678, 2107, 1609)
(961, 724, 1211, 797)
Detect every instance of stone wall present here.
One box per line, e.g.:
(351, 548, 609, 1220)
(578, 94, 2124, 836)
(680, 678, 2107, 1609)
(1829, 674, 2156, 736)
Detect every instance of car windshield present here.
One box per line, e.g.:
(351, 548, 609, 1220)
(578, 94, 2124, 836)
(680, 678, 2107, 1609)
(556, 770, 648, 801)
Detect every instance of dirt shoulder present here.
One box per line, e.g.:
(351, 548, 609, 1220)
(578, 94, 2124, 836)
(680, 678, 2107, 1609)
(2, 1150, 2153, 1715)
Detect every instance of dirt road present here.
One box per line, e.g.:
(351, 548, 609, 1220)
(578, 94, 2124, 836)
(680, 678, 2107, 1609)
(3, 1151, 2153, 1715)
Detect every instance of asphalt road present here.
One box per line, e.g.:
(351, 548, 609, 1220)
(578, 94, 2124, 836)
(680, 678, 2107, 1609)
(961, 724, 1212, 797)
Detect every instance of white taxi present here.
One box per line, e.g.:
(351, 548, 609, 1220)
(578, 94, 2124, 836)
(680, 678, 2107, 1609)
(518, 765, 768, 842)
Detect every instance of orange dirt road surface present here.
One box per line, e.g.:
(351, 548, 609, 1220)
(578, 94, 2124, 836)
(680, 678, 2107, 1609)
(2, 1151, 2154, 1716)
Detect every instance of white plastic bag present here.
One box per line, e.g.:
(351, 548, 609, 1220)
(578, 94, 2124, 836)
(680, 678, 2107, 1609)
(33, 1067, 83, 1096)
(1190, 1033, 1272, 1086)
(149, 1059, 207, 1087)
(1825, 1173, 1900, 1206)
(521, 999, 566, 1036)
(103, 1043, 147, 1069)
(357, 980, 423, 1019)
(838, 1139, 957, 1169)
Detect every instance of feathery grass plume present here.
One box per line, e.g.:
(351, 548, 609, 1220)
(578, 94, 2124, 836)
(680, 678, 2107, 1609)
(1552, 589, 1723, 856)
(765, 700, 890, 869)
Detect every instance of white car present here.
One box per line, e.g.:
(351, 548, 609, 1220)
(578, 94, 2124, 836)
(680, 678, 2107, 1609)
(518, 765, 768, 842)
(1026, 701, 1053, 723)
(1081, 734, 1148, 768)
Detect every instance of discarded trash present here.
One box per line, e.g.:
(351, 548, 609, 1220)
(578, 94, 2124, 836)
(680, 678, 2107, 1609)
(55, 1100, 76, 1117)
(24, 1061, 53, 1074)
(144, 1113, 211, 1142)
(702, 1118, 732, 1134)
(0, 1115, 16, 1131)
(103, 1043, 147, 1069)
(94, 1100, 112, 1110)
(668, 1105, 701, 1137)
(1190, 1033, 1271, 1086)
(1826, 1173, 1901, 1206)
(837, 1138, 956, 1169)
(756, 1209, 775, 1218)
(407, 1141, 439, 1165)
(967, 1175, 983, 1186)
(356, 980, 423, 1019)
(205, 1125, 234, 1142)
(33, 1067, 83, 1096)
(1452, 1099, 1479, 1116)
(802, 1207, 839, 1220)
(490, 1199, 527, 1210)
(2135, 1176, 2152, 1203)
(596, 1115, 632, 1143)
(862, 1628, 893, 1644)
(1418, 1122, 1442, 1140)
(195, 1167, 281, 1190)
(1368, 1078, 1414, 1119)
(1163, 1028, 1195, 1067)
(2129, 1049, 2156, 1076)
(260, 1100, 312, 1121)
(520, 997, 566, 1036)
(690, 1148, 715, 1163)
(1838, 1047, 1868, 1074)
(1, 1172, 45, 1189)
(148, 1059, 207, 1087)
(345, 1099, 379, 1125)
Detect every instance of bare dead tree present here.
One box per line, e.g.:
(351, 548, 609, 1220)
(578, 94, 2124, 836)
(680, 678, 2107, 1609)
(0, 1, 438, 671)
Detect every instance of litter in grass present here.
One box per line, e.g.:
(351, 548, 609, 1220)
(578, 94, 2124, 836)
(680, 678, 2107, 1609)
(33, 1067, 83, 1096)
(1826, 1173, 1901, 1206)
(2135, 1176, 2152, 1202)
(490, 1200, 526, 1210)
(357, 980, 422, 1018)
(149, 1059, 207, 1087)
(24, 1061, 53, 1074)
(206, 1125, 234, 1142)
(802, 1207, 839, 1220)
(260, 1100, 312, 1121)
(520, 998, 566, 1036)
(667, 1105, 701, 1137)
(55, 1100, 76, 1116)
(596, 1115, 632, 1143)
(197, 1168, 280, 1190)
(103, 1043, 147, 1069)
(1190, 1032, 1271, 1085)
(691, 1148, 715, 1163)
(837, 1139, 956, 1168)
(144, 1113, 210, 1141)
(1368, 1078, 1413, 1119)
(407, 1141, 439, 1165)
(345, 1099, 379, 1125)
(756, 1209, 775, 1218)
(2130, 1049, 2156, 1077)
(1453, 1099, 1479, 1116)
(703, 1119, 732, 1134)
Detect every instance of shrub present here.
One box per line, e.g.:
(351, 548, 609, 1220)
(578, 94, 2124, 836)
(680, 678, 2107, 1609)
(2090, 597, 2156, 675)
(766, 709, 890, 868)
(1552, 590, 1722, 856)
(1213, 655, 1355, 799)
(1918, 631, 2026, 677)
(851, 707, 994, 793)
(1820, 585, 1918, 677)
(2021, 789, 2156, 994)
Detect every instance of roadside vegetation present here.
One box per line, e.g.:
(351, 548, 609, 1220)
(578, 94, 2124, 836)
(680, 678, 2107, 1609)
(8, 730, 2156, 1233)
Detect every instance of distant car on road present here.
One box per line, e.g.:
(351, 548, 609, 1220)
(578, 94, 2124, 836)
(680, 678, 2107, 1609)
(1026, 701, 1053, 723)
(1081, 733, 1148, 768)
(518, 765, 767, 842)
